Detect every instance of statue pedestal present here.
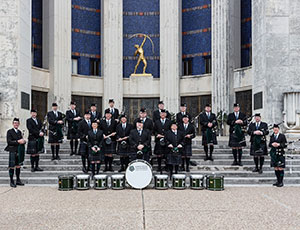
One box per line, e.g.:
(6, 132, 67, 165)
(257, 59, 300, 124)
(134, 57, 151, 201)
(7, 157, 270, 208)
(130, 73, 153, 77)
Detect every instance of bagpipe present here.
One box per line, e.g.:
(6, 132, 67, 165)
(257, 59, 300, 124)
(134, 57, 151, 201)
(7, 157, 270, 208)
(17, 130, 26, 166)
(234, 115, 254, 144)
(38, 115, 48, 153)
(49, 113, 66, 143)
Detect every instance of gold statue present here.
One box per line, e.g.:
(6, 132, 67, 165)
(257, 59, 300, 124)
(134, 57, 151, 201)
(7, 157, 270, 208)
(129, 33, 155, 75)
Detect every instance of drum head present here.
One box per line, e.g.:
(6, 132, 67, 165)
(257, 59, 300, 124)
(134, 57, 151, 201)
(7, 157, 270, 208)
(94, 175, 107, 179)
(76, 175, 89, 179)
(172, 174, 186, 179)
(125, 160, 152, 189)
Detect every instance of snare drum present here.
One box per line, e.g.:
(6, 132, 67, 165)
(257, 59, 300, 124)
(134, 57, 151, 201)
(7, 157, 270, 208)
(190, 174, 205, 190)
(154, 175, 169, 189)
(75, 175, 90, 190)
(125, 160, 153, 189)
(111, 174, 125, 189)
(58, 175, 74, 191)
(206, 175, 224, 191)
(94, 175, 108, 190)
(172, 174, 186, 189)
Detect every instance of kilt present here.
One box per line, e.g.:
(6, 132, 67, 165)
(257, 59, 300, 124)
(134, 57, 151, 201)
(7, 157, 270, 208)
(79, 142, 89, 157)
(166, 151, 182, 166)
(228, 132, 246, 148)
(26, 140, 38, 155)
(89, 149, 104, 162)
(48, 131, 63, 144)
(270, 148, 285, 168)
(250, 142, 268, 156)
(132, 151, 150, 162)
(9, 152, 20, 168)
(117, 142, 131, 157)
(154, 142, 167, 156)
(202, 130, 217, 145)
(67, 126, 79, 140)
(103, 141, 116, 155)
(182, 144, 192, 157)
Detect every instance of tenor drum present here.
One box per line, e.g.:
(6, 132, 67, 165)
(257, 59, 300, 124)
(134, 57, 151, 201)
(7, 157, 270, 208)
(190, 174, 205, 190)
(111, 174, 125, 190)
(94, 175, 108, 190)
(206, 175, 224, 191)
(154, 175, 169, 189)
(58, 175, 74, 191)
(172, 174, 186, 189)
(75, 175, 90, 190)
(125, 160, 153, 189)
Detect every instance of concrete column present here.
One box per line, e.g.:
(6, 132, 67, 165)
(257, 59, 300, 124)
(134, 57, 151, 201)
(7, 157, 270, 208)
(160, 0, 181, 114)
(101, 0, 123, 112)
(212, 0, 241, 114)
(0, 0, 32, 137)
(252, 0, 300, 125)
(43, 0, 72, 112)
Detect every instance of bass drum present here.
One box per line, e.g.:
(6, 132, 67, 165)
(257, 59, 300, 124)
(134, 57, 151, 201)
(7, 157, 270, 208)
(125, 160, 153, 189)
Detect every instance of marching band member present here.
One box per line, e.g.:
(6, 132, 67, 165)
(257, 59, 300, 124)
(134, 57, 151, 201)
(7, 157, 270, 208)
(176, 103, 191, 125)
(26, 109, 44, 172)
(134, 108, 153, 133)
(116, 114, 133, 172)
(153, 101, 171, 122)
(178, 115, 195, 172)
(87, 120, 104, 178)
(153, 109, 172, 173)
(199, 104, 218, 161)
(269, 124, 287, 187)
(247, 113, 269, 174)
(129, 119, 151, 162)
(78, 111, 92, 173)
(5, 118, 26, 187)
(165, 122, 185, 178)
(227, 103, 247, 166)
(89, 103, 102, 123)
(47, 103, 64, 161)
(66, 101, 81, 156)
(99, 109, 117, 172)
(106, 99, 119, 122)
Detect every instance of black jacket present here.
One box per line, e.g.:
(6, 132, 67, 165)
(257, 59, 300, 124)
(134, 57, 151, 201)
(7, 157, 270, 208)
(66, 109, 81, 128)
(199, 112, 218, 132)
(269, 133, 287, 154)
(153, 119, 172, 140)
(133, 117, 153, 133)
(106, 108, 119, 121)
(87, 129, 104, 148)
(247, 122, 269, 143)
(226, 112, 247, 133)
(116, 123, 133, 139)
(153, 109, 171, 122)
(178, 123, 196, 145)
(5, 129, 23, 152)
(89, 110, 102, 122)
(78, 119, 92, 142)
(129, 129, 151, 150)
(176, 112, 191, 124)
(47, 111, 64, 132)
(26, 118, 42, 141)
(165, 130, 185, 148)
(99, 119, 117, 141)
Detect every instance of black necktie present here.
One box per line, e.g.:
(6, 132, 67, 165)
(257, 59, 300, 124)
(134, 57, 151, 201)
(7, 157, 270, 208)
(88, 121, 91, 127)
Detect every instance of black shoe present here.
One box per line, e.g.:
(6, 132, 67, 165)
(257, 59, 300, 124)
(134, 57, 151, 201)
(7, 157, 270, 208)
(252, 168, 259, 173)
(157, 167, 162, 173)
(238, 161, 243, 166)
(273, 182, 279, 186)
(109, 167, 114, 172)
(209, 157, 214, 162)
(10, 181, 16, 188)
(70, 152, 74, 156)
(259, 169, 263, 174)
(16, 180, 25, 186)
(56, 156, 61, 160)
(276, 183, 284, 187)
(82, 167, 88, 173)
(231, 161, 238, 166)
(51, 157, 56, 161)
(181, 166, 185, 171)
(31, 168, 35, 172)
(35, 167, 43, 172)
(186, 168, 190, 172)
(204, 157, 209, 161)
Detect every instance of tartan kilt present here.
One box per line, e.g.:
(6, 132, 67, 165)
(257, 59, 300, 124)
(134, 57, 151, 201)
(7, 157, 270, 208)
(88, 149, 103, 162)
(48, 131, 63, 144)
(154, 142, 167, 156)
(117, 142, 131, 157)
(201, 131, 218, 145)
(26, 140, 37, 155)
(182, 144, 192, 157)
(228, 132, 246, 147)
(79, 142, 89, 157)
(103, 141, 116, 154)
(67, 129, 79, 140)
(166, 150, 182, 166)
(9, 152, 19, 168)
(271, 154, 285, 168)
(250, 142, 268, 156)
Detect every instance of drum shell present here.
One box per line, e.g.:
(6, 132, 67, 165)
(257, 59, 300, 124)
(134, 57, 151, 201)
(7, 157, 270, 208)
(111, 175, 125, 190)
(205, 175, 224, 191)
(172, 175, 186, 189)
(58, 175, 74, 191)
(94, 175, 108, 190)
(154, 175, 169, 190)
(75, 175, 90, 190)
(190, 175, 205, 190)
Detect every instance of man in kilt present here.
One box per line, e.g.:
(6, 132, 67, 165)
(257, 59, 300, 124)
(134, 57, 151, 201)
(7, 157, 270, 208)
(5, 118, 26, 187)
(165, 122, 185, 178)
(89, 103, 102, 122)
(200, 104, 218, 161)
(269, 124, 287, 187)
(47, 103, 64, 160)
(66, 101, 81, 156)
(247, 113, 269, 174)
(176, 103, 191, 125)
(227, 103, 247, 166)
(87, 120, 104, 178)
(133, 108, 153, 133)
(26, 109, 44, 172)
(153, 109, 172, 173)
(178, 114, 196, 172)
(99, 109, 117, 172)
(116, 114, 133, 172)
(78, 111, 92, 173)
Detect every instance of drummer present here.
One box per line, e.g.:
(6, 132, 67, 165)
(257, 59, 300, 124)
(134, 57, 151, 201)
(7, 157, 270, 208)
(165, 122, 185, 178)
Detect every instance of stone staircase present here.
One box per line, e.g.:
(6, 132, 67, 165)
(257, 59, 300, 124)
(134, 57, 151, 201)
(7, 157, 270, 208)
(0, 139, 299, 187)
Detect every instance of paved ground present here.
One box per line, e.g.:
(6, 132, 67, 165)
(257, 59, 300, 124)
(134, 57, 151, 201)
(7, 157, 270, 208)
(0, 187, 300, 230)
